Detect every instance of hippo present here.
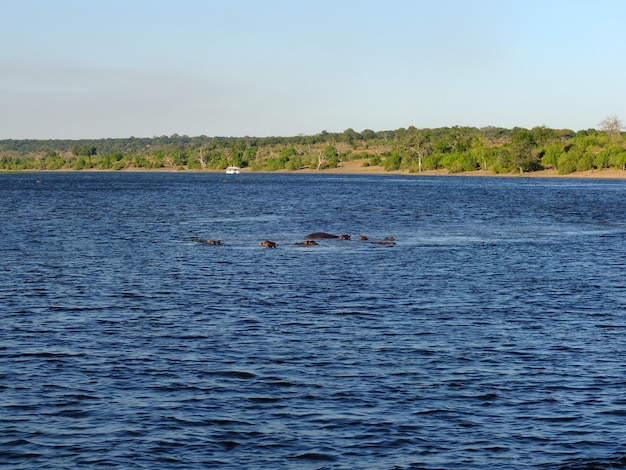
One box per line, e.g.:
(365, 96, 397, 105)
(373, 236, 396, 246)
(305, 232, 339, 239)
(259, 240, 278, 248)
(358, 235, 368, 241)
(294, 240, 318, 246)
(192, 237, 221, 245)
(338, 234, 351, 240)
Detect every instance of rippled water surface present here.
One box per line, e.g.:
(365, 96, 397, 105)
(1, 172, 625, 469)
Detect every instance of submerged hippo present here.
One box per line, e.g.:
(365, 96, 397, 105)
(372, 236, 396, 246)
(305, 232, 352, 240)
(305, 232, 339, 239)
(259, 240, 278, 248)
(192, 237, 222, 246)
(294, 240, 318, 246)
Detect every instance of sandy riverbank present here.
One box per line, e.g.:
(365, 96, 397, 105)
(268, 160, 626, 179)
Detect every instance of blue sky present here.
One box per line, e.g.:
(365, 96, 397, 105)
(1, 0, 625, 139)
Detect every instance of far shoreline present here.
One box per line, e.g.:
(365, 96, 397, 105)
(2, 161, 626, 179)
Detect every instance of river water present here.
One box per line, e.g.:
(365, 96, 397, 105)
(1, 172, 625, 469)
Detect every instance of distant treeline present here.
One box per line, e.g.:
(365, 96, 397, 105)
(1, 125, 625, 174)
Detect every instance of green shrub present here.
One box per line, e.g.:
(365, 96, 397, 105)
(384, 151, 401, 171)
(557, 154, 577, 174)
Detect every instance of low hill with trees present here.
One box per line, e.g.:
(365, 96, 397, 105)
(2, 120, 625, 175)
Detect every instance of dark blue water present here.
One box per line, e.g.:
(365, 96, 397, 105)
(1, 172, 625, 469)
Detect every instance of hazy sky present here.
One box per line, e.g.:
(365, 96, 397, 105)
(1, 0, 625, 139)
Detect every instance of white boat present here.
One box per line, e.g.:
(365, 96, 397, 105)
(225, 166, 240, 175)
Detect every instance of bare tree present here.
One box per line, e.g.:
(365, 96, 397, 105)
(317, 150, 325, 170)
(198, 146, 209, 169)
(599, 115, 623, 136)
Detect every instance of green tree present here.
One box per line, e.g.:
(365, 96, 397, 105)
(529, 125, 556, 146)
(594, 144, 623, 169)
(402, 129, 432, 172)
(384, 150, 401, 171)
(542, 142, 564, 168)
(510, 128, 542, 172)
(609, 150, 626, 170)
(341, 128, 360, 147)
